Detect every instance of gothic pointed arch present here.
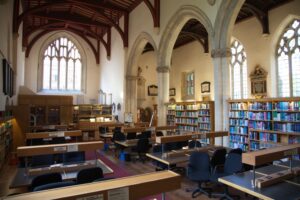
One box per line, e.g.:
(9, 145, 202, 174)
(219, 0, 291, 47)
(158, 5, 214, 68)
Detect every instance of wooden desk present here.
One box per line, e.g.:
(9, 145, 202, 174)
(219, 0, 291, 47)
(219, 163, 300, 200)
(156, 131, 228, 145)
(26, 130, 82, 140)
(242, 144, 300, 166)
(146, 145, 224, 167)
(17, 141, 104, 157)
(5, 171, 181, 200)
(10, 159, 113, 189)
(122, 127, 147, 133)
(115, 138, 155, 148)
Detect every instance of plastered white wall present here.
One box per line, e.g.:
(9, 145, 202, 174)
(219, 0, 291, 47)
(232, 0, 300, 98)
(24, 31, 99, 104)
(170, 41, 214, 102)
(137, 51, 158, 108)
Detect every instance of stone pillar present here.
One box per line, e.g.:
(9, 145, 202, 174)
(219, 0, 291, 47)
(156, 66, 170, 126)
(211, 48, 231, 146)
(125, 75, 138, 122)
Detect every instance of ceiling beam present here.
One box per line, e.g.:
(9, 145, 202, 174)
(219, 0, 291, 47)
(143, 0, 160, 28)
(31, 12, 110, 28)
(243, 3, 269, 34)
(65, 0, 128, 13)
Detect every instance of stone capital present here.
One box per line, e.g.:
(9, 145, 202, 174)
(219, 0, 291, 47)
(156, 66, 170, 73)
(211, 48, 231, 58)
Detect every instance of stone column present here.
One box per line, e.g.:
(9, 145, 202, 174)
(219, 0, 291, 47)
(156, 66, 170, 126)
(125, 75, 138, 122)
(211, 48, 231, 146)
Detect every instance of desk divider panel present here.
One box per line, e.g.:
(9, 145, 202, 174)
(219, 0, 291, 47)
(25, 130, 82, 139)
(17, 141, 104, 157)
(4, 171, 181, 200)
(242, 144, 300, 166)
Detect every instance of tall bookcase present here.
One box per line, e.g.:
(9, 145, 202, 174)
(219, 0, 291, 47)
(166, 101, 215, 133)
(228, 98, 300, 151)
(0, 109, 13, 169)
(73, 104, 112, 123)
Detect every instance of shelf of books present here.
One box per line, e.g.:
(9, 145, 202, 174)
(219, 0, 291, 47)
(228, 97, 300, 152)
(0, 109, 13, 170)
(73, 104, 112, 123)
(166, 101, 215, 137)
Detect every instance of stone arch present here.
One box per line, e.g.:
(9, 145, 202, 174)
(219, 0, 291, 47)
(37, 31, 87, 92)
(125, 32, 157, 115)
(270, 14, 300, 96)
(158, 5, 214, 68)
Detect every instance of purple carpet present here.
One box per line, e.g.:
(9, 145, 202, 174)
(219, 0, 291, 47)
(85, 150, 170, 200)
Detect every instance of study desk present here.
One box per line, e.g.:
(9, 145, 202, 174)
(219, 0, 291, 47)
(26, 130, 82, 144)
(10, 159, 114, 189)
(5, 171, 181, 200)
(115, 138, 155, 148)
(219, 162, 300, 200)
(146, 145, 225, 168)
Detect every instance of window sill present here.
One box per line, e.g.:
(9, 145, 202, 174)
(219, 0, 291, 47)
(38, 90, 84, 95)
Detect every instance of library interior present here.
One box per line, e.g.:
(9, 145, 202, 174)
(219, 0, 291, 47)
(1, 0, 300, 199)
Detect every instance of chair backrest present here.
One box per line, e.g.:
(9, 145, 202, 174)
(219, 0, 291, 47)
(141, 131, 152, 139)
(126, 132, 137, 140)
(210, 148, 227, 169)
(164, 142, 179, 151)
(76, 167, 104, 184)
(51, 137, 66, 144)
(31, 154, 54, 167)
(99, 126, 108, 134)
(31, 172, 62, 191)
(156, 131, 164, 137)
(63, 151, 85, 164)
(224, 152, 242, 174)
(33, 181, 75, 191)
(136, 138, 150, 153)
(113, 131, 126, 141)
(229, 148, 243, 155)
(187, 152, 210, 180)
(152, 144, 162, 153)
(188, 140, 201, 148)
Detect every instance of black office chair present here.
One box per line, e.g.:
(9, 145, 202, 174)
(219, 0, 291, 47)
(210, 148, 227, 174)
(112, 131, 126, 157)
(31, 154, 54, 167)
(126, 132, 137, 140)
(229, 148, 243, 155)
(76, 167, 104, 184)
(99, 126, 108, 134)
(51, 137, 66, 144)
(140, 131, 152, 139)
(156, 131, 164, 137)
(30, 172, 62, 191)
(186, 152, 211, 198)
(63, 151, 85, 164)
(210, 152, 243, 200)
(33, 181, 75, 191)
(188, 140, 201, 148)
(131, 138, 150, 162)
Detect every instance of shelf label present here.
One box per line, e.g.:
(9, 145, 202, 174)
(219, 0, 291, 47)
(53, 146, 67, 152)
(67, 144, 78, 152)
(77, 194, 103, 200)
(108, 187, 129, 200)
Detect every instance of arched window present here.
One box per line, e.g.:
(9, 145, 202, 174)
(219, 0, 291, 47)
(42, 37, 82, 92)
(230, 40, 248, 99)
(276, 19, 300, 97)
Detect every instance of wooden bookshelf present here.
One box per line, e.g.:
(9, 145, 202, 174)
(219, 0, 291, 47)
(73, 104, 112, 123)
(228, 97, 300, 152)
(0, 117, 13, 169)
(167, 101, 214, 135)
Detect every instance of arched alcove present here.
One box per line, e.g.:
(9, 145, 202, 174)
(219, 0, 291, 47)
(125, 32, 158, 120)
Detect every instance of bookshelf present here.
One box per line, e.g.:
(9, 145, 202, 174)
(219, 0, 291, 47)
(0, 109, 13, 169)
(228, 97, 300, 152)
(73, 104, 112, 123)
(166, 101, 214, 134)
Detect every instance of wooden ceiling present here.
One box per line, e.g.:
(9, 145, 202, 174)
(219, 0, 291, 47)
(14, 0, 292, 60)
(169, 0, 292, 53)
(14, 0, 160, 63)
